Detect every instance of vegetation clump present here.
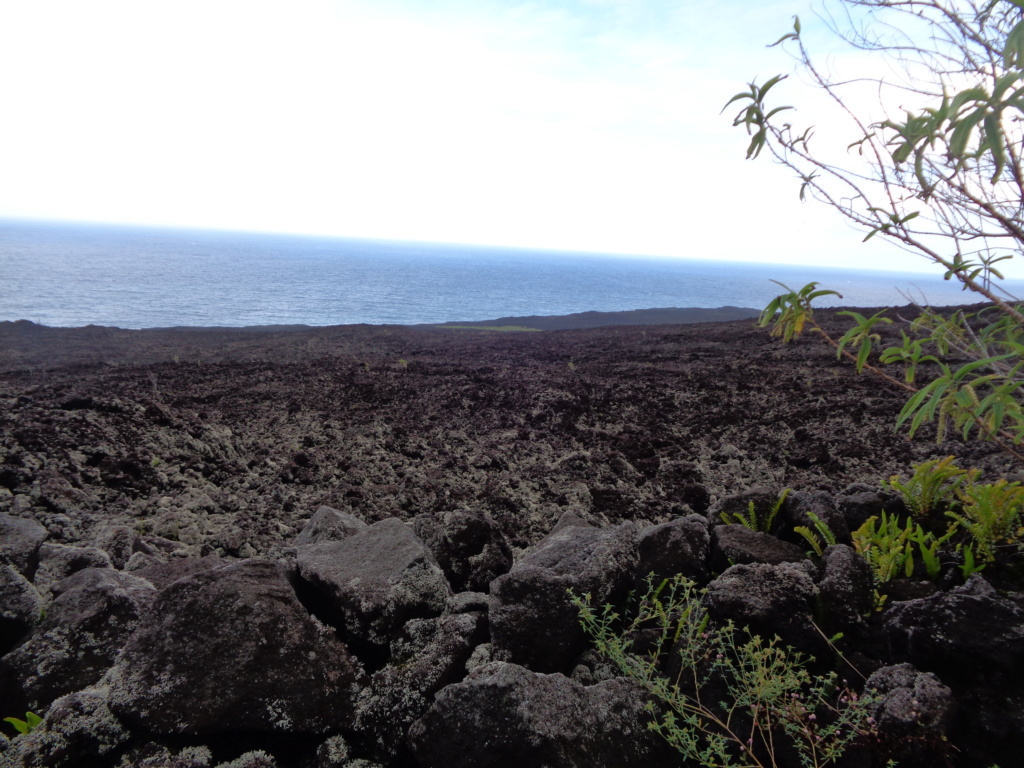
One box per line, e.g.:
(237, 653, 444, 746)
(573, 576, 882, 768)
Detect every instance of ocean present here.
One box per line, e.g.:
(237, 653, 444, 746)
(0, 219, 1011, 330)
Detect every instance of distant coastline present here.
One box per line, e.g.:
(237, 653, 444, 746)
(425, 306, 761, 331)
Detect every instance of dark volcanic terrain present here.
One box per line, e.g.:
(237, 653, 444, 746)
(2, 310, 1021, 768)
(0, 309, 1011, 556)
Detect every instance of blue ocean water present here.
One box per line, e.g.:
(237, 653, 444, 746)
(0, 219, 1013, 329)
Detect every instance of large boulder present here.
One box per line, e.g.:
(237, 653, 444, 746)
(411, 510, 513, 593)
(354, 611, 488, 763)
(636, 515, 710, 585)
(0, 564, 44, 655)
(408, 662, 677, 768)
(0, 513, 48, 579)
(883, 574, 1024, 683)
(1, 568, 154, 710)
(107, 559, 366, 734)
(489, 520, 638, 673)
(296, 518, 452, 659)
(703, 561, 826, 658)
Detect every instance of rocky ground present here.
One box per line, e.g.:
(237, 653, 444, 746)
(0, 309, 1021, 768)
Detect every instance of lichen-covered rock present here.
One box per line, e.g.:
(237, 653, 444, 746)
(411, 510, 513, 593)
(1, 568, 154, 710)
(865, 663, 956, 764)
(0, 514, 48, 579)
(293, 505, 367, 546)
(883, 574, 1024, 682)
(489, 521, 638, 673)
(408, 662, 677, 768)
(107, 559, 366, 734)
(296, 518, 451, 656)
(5, 685, 130, 768)
(115, 745, 214, 768)
(711, 524, 808, 570)
(354, 611, 487, 762)
(636, 514, 709, 585)
(213, 752, 278, 768)
(816, 544, 873, 633)
(703, 561, 825, 658)
(32, 544, 112, 594)
(0, 564, 44, 656)
(93, 525, 145, 570)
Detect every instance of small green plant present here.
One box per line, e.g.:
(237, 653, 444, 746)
(853, 513, 915, 588)
(959, 543, 987, 579)
(886, 457, 978, 519)
(853, 513, 956, 607)
(572, 575, 879, 768)
(721, 489, 790, 534)
(794, 511, 838, 557)
(948, 479, 1024, 563)
(4, 711, 42, 736)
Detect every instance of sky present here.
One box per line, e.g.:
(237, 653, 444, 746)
(0, 0, 974, 275)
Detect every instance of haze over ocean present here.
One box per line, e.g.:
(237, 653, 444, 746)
(0, 220, 1010, 330)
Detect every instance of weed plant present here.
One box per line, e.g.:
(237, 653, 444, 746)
(572, 575, 881, 768)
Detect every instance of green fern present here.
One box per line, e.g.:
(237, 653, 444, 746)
(720, 489, 790, 534)
(948, 479, 1024, 562)
(794, 511, 838, 557)
(886, 456, 978, 519)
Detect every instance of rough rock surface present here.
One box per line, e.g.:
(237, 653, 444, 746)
(1, 568, 154, 710)
(883, 574, 1024, 682)
(296, 518, 452, 657)
(0, 513, 48, 579)
(411, 510, 513, 593)
(711, 524, 809, 568)
(32, 543, 112, 595)
(354, 611, 487, 762)
(107, 559, 366, 734)
(0, 564, 43, 655)
(4, 685, 130, 768)
(293, 505, 367, 545)
(489, 520, 637, 673)
(635, 514, 710, 584)
(703, 561, 825, 657)
(408, 661, 677, 768)
(866, 663, 957, 764)
(816, 543, 874, 633)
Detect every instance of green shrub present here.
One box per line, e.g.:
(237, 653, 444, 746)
(571, 575, 879, 768)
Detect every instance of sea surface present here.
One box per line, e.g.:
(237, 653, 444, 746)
(0, 219, 1015, 329)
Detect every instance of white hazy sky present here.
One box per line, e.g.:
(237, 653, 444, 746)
(0, 0, 953, 274)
